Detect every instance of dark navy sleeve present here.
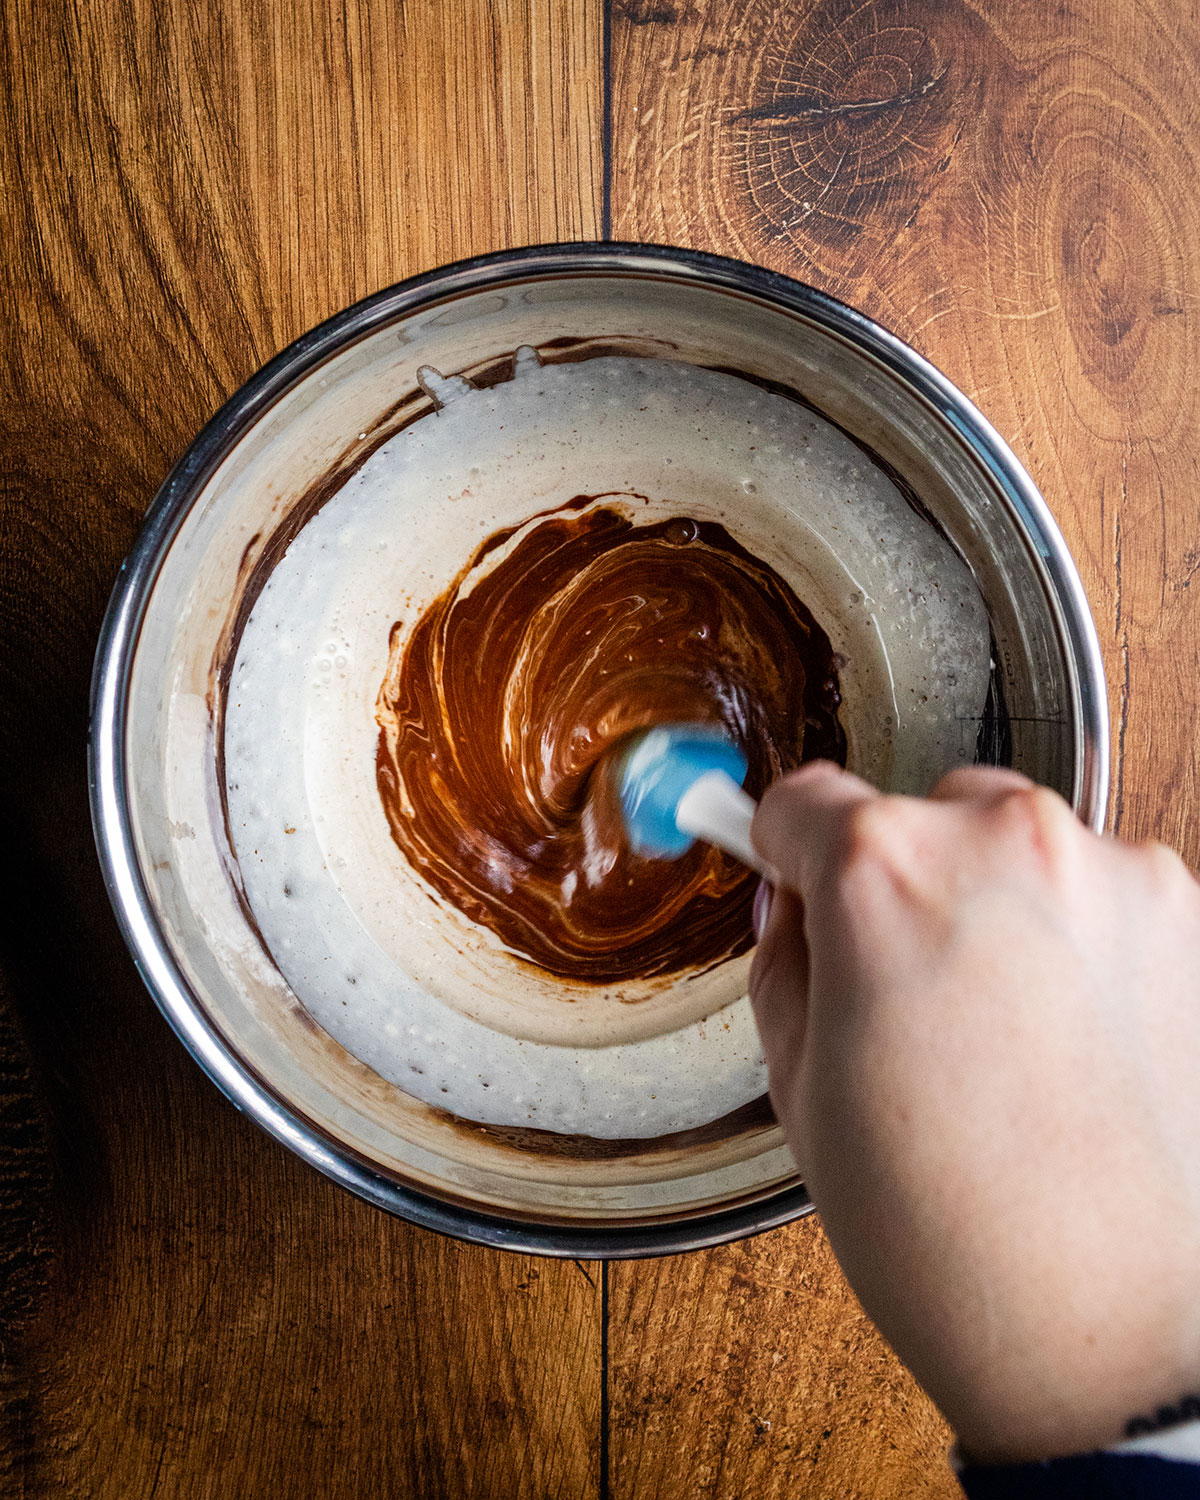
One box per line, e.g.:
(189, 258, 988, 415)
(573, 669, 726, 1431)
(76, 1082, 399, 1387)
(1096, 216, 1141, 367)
(959, 1451, 1200, 1498)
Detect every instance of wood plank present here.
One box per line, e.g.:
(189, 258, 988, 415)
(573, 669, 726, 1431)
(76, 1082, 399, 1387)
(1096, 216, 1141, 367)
(609, 0, 1200, 1493)
(0, 1, 602, 1495)
(611, 1224, 955, 1497)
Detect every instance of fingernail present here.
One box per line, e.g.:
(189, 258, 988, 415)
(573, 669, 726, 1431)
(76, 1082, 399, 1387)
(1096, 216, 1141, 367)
(753, 879, 773, 941)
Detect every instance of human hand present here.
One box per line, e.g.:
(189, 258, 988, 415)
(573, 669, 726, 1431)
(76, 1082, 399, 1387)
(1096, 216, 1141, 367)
(750, 763, 1200, 1462)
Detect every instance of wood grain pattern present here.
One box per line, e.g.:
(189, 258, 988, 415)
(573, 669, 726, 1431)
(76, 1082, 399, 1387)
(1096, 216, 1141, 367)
(611, 1225, 955, 1499)
(4, 0, 1199, 1494)
(0, 2, 601, 1496)
(609, 0, 1200, 1493)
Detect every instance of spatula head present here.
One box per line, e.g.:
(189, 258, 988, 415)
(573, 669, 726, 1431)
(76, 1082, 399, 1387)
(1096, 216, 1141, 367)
(617, 724, 748, 857)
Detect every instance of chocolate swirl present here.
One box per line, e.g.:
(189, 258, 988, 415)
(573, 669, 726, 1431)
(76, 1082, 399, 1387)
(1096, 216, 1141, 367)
(375, 500, 844, 982)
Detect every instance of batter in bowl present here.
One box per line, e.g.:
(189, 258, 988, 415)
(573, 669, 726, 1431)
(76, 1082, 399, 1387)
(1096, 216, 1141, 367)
(223, 350, 992, 1139)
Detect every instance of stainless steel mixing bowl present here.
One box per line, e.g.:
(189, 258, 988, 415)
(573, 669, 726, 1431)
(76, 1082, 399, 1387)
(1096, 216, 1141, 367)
(89, 244, 1109, 1256)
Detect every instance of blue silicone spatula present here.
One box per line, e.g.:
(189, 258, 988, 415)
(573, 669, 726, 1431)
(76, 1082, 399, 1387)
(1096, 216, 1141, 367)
(615, 724, 776, 878)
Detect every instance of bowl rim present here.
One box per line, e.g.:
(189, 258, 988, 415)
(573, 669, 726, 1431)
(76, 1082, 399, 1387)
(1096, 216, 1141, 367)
(89, 240, 1110, 1258)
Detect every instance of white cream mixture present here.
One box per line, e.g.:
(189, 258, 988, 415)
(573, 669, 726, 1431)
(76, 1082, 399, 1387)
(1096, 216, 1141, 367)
(224, 354, 991, 1138)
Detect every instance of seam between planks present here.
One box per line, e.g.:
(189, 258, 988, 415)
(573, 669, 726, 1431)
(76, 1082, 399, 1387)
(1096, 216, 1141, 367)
(601, 0, 613, 239)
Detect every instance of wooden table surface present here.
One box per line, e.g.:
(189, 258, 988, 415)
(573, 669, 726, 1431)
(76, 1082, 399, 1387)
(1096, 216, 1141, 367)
(3, 1, 1198, 1495)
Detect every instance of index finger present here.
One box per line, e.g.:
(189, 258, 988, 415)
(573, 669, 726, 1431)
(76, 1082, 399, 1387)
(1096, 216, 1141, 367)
(751, 761, 880, 897)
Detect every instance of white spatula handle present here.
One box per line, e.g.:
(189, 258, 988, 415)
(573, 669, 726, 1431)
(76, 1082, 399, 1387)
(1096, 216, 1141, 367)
(674, 770, 776, 881)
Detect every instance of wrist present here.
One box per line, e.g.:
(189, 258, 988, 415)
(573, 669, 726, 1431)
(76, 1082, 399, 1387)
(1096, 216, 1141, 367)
(952, 1384, 1200, 1466)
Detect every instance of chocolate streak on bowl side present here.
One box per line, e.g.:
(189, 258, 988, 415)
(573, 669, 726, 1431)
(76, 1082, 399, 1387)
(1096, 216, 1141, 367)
(430, 1091, 777, 1161)
(204, 332, 999, 1162)
(375, 501, 846, 983)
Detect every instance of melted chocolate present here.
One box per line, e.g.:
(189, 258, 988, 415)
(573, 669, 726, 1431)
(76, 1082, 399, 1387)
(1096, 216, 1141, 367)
(375, 499, 845, 983)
